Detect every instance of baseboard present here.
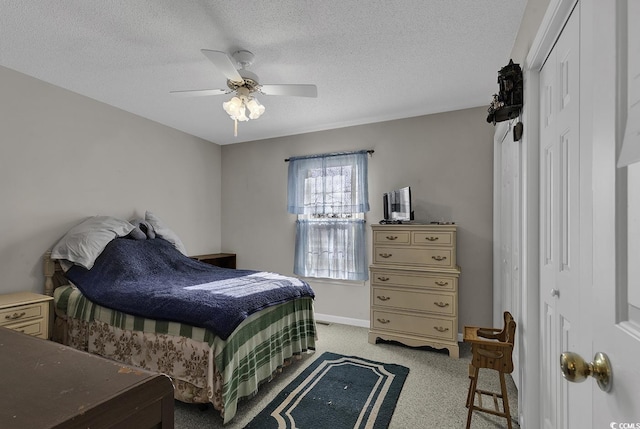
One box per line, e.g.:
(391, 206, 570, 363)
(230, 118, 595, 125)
(314, 314, 465, 342)
(314, 313, 369, 328)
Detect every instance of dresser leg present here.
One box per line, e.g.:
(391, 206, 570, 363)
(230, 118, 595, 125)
(448, 344, 460, 359)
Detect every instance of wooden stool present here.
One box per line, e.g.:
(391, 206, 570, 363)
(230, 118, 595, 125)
(464, 311, 516, 429)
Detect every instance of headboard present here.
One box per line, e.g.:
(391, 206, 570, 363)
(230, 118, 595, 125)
(43, 251, 69, 297)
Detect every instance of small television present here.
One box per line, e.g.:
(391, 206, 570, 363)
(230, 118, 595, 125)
(382, 186, 414, 223)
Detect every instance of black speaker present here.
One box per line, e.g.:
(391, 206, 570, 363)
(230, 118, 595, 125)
(383, 193, 389, 220)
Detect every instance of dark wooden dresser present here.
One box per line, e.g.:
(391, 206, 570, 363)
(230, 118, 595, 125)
(0, 327, 174, 429)
(191, 252, 237, 269)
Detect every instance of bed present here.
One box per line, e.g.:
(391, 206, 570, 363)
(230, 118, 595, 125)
(43, 214, 317, 424)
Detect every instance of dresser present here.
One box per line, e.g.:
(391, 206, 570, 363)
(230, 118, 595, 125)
(191, 252, 237, 269)
(369, 224, 461, 358)
(0, 326, 174, 428)
(0, 292, 53, 339)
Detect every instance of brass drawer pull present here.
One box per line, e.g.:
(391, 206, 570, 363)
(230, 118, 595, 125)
(434, 281, 449, 286)
(432, 256, 447, 261)
(377, 318, 391, 324)
(425, 236, 439, 241)
(377, 276, 390, 282)
(385, 236, 398, 240)
(434, 302, 450, 308)
(377, 295, 391, 301)
(434, 326, 449, 333)
(5, 311, 26, 320)
(379, 253, 393, 258)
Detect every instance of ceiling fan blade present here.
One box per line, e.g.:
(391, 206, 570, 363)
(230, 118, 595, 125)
(260, 84, 318, 98)
(170, 89, 229, 97)
(200, 49, 243, 83)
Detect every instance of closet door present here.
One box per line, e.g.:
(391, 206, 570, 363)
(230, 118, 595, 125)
(493, 121, 521, 389)
(538, 6, 590, 429)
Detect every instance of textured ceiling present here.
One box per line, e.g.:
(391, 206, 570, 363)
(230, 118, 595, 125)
(0, 1, 527, 145)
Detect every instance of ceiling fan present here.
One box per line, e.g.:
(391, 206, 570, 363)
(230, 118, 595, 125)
(171, 49, 318, 136)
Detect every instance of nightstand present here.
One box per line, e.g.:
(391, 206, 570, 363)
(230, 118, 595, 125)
(0, 292, 53, 339)
(191, 253, 237, 269)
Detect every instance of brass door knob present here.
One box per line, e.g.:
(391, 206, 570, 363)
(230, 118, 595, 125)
(560, 351, 612, 392)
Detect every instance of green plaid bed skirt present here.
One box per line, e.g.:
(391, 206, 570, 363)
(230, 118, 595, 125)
(54, 285, 317, 424)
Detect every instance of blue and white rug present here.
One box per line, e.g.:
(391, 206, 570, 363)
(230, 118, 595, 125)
(244, 352, 409, 429)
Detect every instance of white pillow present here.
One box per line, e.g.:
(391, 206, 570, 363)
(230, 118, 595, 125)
(145, 210, 187, 255)
(50, 216, 135, 269)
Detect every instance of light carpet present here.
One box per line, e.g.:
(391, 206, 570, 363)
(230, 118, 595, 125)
(174, 323, 519, 428)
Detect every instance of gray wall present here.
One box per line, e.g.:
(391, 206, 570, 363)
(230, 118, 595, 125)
(220, 106, 495, 329)
(1, 63, 495, 330)
(0, 65, 222, 294)
(511, 0, 552, 63)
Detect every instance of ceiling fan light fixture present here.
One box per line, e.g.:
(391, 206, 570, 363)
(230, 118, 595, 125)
(246, 97, 265, 120)
(222, 96, 248, 121)
(222, 94, 264, 136)
(172, 48, 316, 137)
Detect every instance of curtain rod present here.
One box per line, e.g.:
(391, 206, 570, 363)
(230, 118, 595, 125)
(284, 149, 374, 162)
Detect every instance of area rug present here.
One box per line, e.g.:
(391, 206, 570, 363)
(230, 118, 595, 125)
(244, 352, 409, 429)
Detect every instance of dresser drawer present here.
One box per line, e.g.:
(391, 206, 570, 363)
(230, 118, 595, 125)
(373, 231, 411, 245)
(0, 303, 43, 327)
(371, 310, 456, 341)
(373, 246, 454, 268)
(370, 269, 457, 291)
(6, 319, 46, 338)
(372, 287, 456, 316)
(0, 293, 53, 340)
(412, 231, 454, 247)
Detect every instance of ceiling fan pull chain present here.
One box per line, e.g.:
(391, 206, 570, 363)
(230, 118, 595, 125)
(234, 118, 238, 137)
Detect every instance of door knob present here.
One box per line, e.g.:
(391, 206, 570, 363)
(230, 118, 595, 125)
(551, 288, 560, 297)
(559, 351, 612, 392)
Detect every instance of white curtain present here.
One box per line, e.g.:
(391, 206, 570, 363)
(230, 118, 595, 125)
(287, 151, 370, 280)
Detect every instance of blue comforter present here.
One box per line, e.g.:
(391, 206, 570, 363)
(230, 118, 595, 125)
(65, 238, 315, 339)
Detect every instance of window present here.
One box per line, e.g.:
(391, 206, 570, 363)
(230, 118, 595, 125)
(304, 166, 354, 215)
(287, 151, 370, 280)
